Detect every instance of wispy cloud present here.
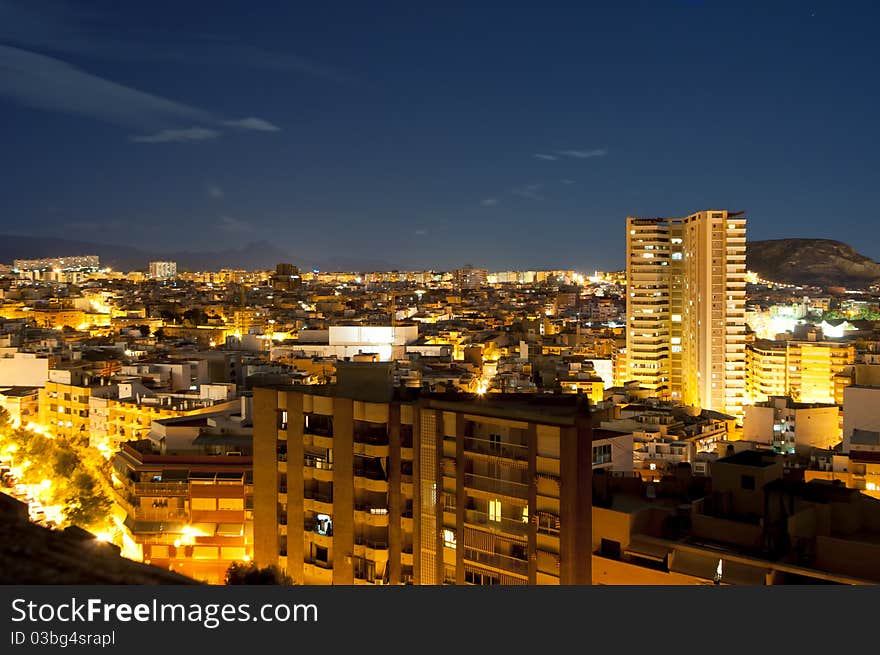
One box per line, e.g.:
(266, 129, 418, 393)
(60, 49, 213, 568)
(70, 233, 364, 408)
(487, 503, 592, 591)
(556, 148, 607, 158)
(0, 3, 359, 86)
(0, 44, 212, 129)
(414, 229, 428, 236)
(207, 183, 224, 199)
(534, 153, 558, 161)
(560, 178, 575, 185)
(0, 43, 280, 143)
(131, 127, 220, 143)
(511, 184, 543, 200)
(223, 116, 281, 132)
(481, 198, 499, 207)
(217, 215, 253, 233)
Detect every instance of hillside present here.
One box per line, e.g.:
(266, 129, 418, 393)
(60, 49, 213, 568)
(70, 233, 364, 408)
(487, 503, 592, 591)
(747, 239, 880, 288)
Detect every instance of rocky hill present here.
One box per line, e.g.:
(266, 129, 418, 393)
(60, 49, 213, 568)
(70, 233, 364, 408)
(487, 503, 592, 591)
(747, 239, 880, 288)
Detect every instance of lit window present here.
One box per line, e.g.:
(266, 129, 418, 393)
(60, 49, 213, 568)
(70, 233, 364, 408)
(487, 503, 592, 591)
(444, 529, 457, 549)
(488, 499, 501, 522)
(671, 314, 682, 322)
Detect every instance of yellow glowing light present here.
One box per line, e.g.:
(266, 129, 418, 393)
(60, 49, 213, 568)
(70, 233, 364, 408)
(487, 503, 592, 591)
(94, 531, 113, 542)
(242, 555, 251, 563)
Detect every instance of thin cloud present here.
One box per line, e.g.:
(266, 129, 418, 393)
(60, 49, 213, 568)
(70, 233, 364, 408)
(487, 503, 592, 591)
(217, 215, 253, 233)
(534, 153, 558, 161)
(560, 178, 575, 185)
(207, 183, 224, 199)
(0, 44, 281, 142)
(556, 148, 608, 158)
(481, 198, 499, 207)
(223, 117, 280, 132)
(0, 3, 359, 86)
(414, 229, 428, 236)
(0, 44, 212, 129)
(130, 127, 220, 143)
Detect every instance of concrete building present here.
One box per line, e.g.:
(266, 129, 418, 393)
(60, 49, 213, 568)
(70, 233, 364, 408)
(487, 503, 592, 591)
(0, 386, 40, 425)
(453, 265, 488, 291)
(842, 385, 880, 453)
(253, 363, 594, 585)
(0, 351, 50, 387)
(626, 210, 746, 419)
(148, 261, 178, 280)
(271, 325, 420, 362)
(14, 255, 100, 272)
(112, 437, 252, 585)
(747, 340, 855, 405)
(743, 397, 840, 453)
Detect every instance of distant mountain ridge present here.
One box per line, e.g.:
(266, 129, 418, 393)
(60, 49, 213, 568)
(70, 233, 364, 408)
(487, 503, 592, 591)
(0, 235, 393, 273)
(747, 239, 880, 288)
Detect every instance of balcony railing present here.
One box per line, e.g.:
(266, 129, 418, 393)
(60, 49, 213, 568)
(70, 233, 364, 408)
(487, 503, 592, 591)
(354, 536, 389, 550)
(463, 547, 528, 576)
(464, 473, 529, 498)
(465, 509, 529, 536)
(304, 456, 333, 470)
(304, 489, 333, 504)
(133, 482, 189, 496)
(353, 424, 390, 446)
(463, 436, 528, 461)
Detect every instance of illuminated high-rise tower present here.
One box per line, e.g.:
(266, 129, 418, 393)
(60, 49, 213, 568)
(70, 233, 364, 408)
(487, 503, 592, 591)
(626, 210, 747, 419)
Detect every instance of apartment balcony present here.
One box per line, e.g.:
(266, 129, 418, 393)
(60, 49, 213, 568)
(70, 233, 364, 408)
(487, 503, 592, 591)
(310, 467, 334, 483)
(400, 550, 414, 567)
(400, 515, 414, 532)
(353, 423, 389, 447)
(133, 482, 189, 497)
(464, 509, 529, 538)
(311, 433, 334, 450)
(464, 473, 529, 499)
(355, 505, 390, 527)
(400, 446, 414, 461)
(304, 528, 333, 548)
(462, 547, 528, 577)
(463, 436, 529, 462)
(131, 507, 188, 522)
(354, 536, 390, 561)
(278, 460, 287, 475)
(278, 492, 288, 504)
(354, 475, 389, 493)
(353, 441, 390, 458)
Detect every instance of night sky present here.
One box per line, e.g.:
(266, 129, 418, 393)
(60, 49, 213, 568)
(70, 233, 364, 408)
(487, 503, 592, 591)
(1, 1, 878, 271)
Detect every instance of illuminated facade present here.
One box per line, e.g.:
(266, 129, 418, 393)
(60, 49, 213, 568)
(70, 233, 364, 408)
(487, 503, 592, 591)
(253, 364, 593, 585)
(112, 443, 253, 584)
(148, 261, 177, 279)
(626, 210, 746, 418)
(746, 340, 854, 405)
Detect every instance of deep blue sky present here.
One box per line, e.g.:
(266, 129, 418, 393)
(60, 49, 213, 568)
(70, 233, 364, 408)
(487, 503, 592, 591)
(1, 1, 878, 271)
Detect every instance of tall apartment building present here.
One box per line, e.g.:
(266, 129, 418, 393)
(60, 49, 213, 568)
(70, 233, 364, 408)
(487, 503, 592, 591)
(149, 261, 177, 280)
(626, 210, 746, 418)
(253, 363, 593, 585)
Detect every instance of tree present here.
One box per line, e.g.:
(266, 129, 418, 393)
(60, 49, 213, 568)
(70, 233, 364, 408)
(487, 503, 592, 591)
(225, 562, 292, 585)
(65, 471, 112, 529)
(134, 324, 151, 337)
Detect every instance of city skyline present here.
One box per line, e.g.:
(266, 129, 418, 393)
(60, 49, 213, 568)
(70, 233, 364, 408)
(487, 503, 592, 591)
(2, 2, 880, 271)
